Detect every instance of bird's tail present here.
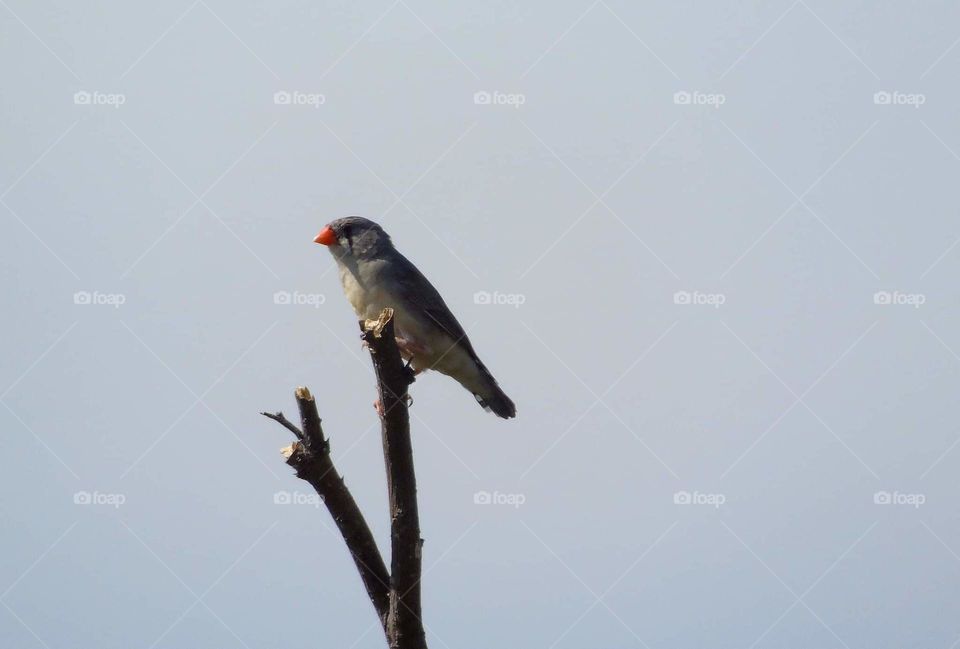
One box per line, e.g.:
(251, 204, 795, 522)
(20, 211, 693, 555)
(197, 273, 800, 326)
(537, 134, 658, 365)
(474, 373, 516, 419)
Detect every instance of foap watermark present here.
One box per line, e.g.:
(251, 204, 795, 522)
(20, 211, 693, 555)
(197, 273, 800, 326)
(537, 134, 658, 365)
(674, 90, 725, 108)
(74, 90, 126, 108)
(274, 290, 325, 308)
(74, 290, 126, 308)
(474, 290, 525, 308)
(873, 91, 925, 108)
(473, 490, 526, 508)
(274, 90, 326, 108)
(473, 90, 526, 108)
(673, 490, 726, 508)
(273, 490, 323, 507)
(74, 490, 126, 508)
(874, 490, 925, 508)
(873, 290, 925, 308)
(673, 290, 725, 308)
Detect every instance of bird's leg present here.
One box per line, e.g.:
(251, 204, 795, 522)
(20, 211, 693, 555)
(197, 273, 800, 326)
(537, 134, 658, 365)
(394, 334, 415, 358)
(395, 335, 427, 381)
(403, 356, 423, 376)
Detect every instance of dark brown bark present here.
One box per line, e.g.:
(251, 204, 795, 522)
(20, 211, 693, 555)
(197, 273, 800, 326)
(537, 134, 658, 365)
(261, 308, 427, 649)
(262, 388, 391, 632)
(360, 309, 426, 649)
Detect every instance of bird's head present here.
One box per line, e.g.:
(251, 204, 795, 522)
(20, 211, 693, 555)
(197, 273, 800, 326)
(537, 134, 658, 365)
(314, 216, 392, 260)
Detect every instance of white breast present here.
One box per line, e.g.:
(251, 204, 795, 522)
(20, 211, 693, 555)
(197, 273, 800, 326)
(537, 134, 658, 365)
(338, 261, 391, 320)
(335, 257, 486, 394)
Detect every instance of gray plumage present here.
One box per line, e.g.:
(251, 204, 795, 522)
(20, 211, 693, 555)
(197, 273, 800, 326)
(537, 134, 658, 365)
(318, 216, 516, 419)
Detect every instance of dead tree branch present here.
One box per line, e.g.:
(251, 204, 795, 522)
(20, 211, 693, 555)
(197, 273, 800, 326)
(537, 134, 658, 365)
(261, 388, 391, 631)
(261, 308, 427, 649)
(360, 309, 425, 649)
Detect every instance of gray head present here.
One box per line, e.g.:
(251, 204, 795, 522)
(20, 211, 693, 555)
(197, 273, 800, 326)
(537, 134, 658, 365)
(314, 216, 394, 260)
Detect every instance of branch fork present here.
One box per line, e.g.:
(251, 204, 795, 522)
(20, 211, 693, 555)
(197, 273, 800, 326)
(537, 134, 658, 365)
(262, 308, 427, 649)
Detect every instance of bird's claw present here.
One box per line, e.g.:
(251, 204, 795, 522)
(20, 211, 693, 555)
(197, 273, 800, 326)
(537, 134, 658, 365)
(402, 362, 418, 385)
(373, 395, 412, 416)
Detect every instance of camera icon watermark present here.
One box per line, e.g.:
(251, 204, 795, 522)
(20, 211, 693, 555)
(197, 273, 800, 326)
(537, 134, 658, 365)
(873, 290, 925, 308)
(73, 490, 126, 508)
(74, 90, 126, 108)
(873, 490, 925, 508)
(473, 490, 526, 508)
(273, 490, 323, 507)
(673, 490, 725, 508)
(273, 290, 325, 308)
(473, 290, 526, 308)
(73, 290, 126, 308)
(673, 290, 725, 308)
(673, 90, 725, 108)
(873, 91, 925, 108)
(274, 90, 325, 108)
(473, 90, 526, 108)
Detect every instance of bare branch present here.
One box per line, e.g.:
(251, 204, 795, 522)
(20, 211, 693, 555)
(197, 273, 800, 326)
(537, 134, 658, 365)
(260, 410, 304, 440)
(261, 307, 428, 648)
(261, 388, 390, 630)
(361, 308, 426, 649)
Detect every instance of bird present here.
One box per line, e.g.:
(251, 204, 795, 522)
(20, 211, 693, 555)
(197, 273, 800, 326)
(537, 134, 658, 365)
(314, 216, 516, 419)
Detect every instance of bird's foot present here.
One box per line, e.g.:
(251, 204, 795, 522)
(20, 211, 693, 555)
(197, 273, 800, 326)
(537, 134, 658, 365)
(373, 395, 412, 416)
(404, 367, 418, 385)
(403, 356, 423, 376)
(396, 336, 426, 384)
(396, 335, 429, 360)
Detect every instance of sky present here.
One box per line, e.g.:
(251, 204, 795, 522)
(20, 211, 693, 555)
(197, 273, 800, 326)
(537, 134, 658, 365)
(2, 1, 960, 648)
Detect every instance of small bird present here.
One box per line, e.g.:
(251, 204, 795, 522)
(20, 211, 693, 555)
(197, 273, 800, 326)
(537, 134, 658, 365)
(315, 216, 516, 419)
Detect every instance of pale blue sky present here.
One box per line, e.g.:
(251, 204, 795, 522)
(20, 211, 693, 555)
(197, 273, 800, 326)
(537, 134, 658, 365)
(3, 2, 960, 648)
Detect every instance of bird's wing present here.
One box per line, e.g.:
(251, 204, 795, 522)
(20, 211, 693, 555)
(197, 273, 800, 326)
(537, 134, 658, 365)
(386, 253, 482, 362)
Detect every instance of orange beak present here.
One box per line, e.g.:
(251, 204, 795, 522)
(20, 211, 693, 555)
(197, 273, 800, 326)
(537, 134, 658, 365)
(314, 225, 337, 246)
